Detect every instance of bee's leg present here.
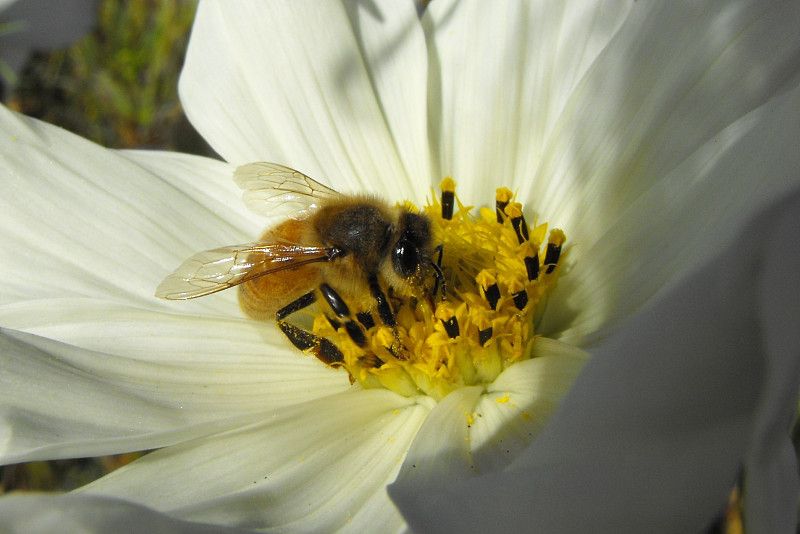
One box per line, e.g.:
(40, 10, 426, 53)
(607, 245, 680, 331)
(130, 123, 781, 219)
(319, 283, 368, 348)
(368, 274, 396, 327)
(366, 274, 412, 360)
(276, 291, 344, 366)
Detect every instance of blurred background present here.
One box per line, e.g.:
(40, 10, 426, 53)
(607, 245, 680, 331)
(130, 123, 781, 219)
(2, 0, 211, 155)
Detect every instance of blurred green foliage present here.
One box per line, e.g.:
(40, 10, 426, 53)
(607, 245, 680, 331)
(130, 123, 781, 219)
(9, 0, 211, 155)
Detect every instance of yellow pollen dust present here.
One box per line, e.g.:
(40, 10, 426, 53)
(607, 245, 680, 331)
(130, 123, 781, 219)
(313, 179, 566, 400)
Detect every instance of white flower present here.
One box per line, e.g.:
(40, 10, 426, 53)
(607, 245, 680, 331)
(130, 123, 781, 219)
(1, 0, 799, 532)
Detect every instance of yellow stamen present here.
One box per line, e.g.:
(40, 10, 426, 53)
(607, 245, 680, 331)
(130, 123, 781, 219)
(313, 181, 567, 400)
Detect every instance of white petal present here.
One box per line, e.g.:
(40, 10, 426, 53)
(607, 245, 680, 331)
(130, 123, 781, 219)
(391, 386, 484, 488)
(391, 186, 800, 533)
(424, 0, 635, 203)
(0, 327, 346, 463)
(0, 493, 243, 534)
(546, 80, 800, 344)
(180, 0, 430, 199)
(744, 193, 800, 532)
(79, 389, 430, 533)
(0, 107, 249, 314)
(117, 149, 265, 237)
(530, 1, 800, 224)
(529, 1, 800, 341)
(471, 339, 588, 472)
(391, 339, 587, 484)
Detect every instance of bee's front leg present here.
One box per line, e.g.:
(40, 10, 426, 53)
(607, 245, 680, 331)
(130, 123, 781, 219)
(367, 275, 410, 360)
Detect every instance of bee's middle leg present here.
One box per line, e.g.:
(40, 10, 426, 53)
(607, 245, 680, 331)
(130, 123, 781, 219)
(276, 291, 344, 366)
(319, 283, 371, 348)
(319, 283, 387, 369)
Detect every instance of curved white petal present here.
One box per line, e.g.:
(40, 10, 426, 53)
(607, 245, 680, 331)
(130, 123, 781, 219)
(547, 80, 800, 343)
(744, 193, 800, 533)
(117, 149, 265, 237)
(527, 0, 800, 227)
(390, 186, 800, 533)
(424, 0, 635, 203)
(180, 0, 430, 199)
(532, 1, 800, 341)
(79, 389, 430, 533)
(0, 106, 250, 316)
(471, 339, 589, 472)
(393, 338, 587, 487)
(0, 327, 346, 464)
(0, 493, 245, 534)
(425, 0, 800, 343)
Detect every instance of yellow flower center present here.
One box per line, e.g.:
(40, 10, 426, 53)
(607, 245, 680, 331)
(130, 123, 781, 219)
(313, 178, 566, 400)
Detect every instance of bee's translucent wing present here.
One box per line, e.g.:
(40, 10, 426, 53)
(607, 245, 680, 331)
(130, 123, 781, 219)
(234, 162, 343, 220)
(156, 242, 331, 300)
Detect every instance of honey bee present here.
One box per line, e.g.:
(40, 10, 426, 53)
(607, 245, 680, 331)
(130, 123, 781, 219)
(157, 162, 443, 366)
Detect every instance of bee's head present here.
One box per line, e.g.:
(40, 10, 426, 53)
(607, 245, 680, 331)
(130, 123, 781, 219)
(391, 212, 432, 282)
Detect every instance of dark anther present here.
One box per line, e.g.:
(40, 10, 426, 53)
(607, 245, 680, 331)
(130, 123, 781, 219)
(442, 190, 454, 220)
(511, 215, 529, 244)
(441, 316, 460, 338)
(544, 242, 562, 274)
(320, 283, 350, 318)
(512, 290, 529, 310)
(496, 200, 509, 223)
(478, 327, 493, 346)
(524, 255, 540, 281)
(356, 311, 375, 329)
(482, 283, 501, 310)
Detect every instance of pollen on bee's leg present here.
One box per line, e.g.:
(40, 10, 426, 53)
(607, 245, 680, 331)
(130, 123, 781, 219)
(374, 326, 409, 361)
(279, 320, 345, 366)
(440, 177, 455, 220)
(316, 338, 345, 366)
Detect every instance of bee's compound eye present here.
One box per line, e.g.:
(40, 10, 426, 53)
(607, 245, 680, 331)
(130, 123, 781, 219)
(393, 240, 420, 278)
